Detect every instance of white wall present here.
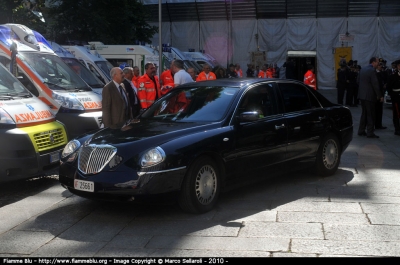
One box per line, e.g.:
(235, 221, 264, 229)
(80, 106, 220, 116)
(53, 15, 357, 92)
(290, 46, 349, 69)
(149, 17, 400, 89)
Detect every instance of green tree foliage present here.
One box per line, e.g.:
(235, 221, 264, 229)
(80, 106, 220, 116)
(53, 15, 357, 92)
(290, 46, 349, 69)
(0, 0, 47, 33)
(47, 0, 158, 45)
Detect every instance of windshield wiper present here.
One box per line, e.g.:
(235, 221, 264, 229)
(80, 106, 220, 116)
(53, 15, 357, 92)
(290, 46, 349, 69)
(67, 88, 88, 92)
(7, 92, 32, 98)
(43, 81, 64, 90)
(90, 84, 104, 88)
(0, 95, 13, 100)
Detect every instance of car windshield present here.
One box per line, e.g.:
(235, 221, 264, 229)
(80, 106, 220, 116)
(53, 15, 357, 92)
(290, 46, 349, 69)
(18, 52, 91, 91)
(95, 60, 112, 80)
(142, 86, 239, 122)
(61, 57, 104, 88)
(0, 64, 31, 97)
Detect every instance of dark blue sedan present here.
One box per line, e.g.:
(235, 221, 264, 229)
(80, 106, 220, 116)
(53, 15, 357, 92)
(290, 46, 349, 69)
(59, 78, 353, 213)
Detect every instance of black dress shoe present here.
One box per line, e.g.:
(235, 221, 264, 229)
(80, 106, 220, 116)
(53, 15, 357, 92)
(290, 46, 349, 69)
(375, 126, 387, 129)
(395, 131, 400, 136)
(367, 134, 379, 138)
(358, 132, 367, 136)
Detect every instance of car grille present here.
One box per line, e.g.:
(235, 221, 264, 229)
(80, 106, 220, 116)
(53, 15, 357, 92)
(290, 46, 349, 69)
(78, 144, 117, 174)
(33, 128, 65, 152)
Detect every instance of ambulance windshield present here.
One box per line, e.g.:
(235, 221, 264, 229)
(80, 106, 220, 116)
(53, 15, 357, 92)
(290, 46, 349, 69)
(18, 52, 92, 91)
(0, 64, 32, 98)
(61, 57, 104, 88)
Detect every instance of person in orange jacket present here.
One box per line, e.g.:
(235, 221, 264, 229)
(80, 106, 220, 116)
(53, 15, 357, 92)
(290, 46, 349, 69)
(258, 64, 272, 78)
(160, 61, 175, 95)
(235, 63, 243, 78)
(304, 65, 317, 90)
(132, 66, 140, 88)
(267, 64, 274, 78)
(137, 63, 161, 109)
(196, 64, 216, 81)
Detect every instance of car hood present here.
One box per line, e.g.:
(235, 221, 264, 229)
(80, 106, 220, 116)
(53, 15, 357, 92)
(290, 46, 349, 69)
(86, 119, 221, 145)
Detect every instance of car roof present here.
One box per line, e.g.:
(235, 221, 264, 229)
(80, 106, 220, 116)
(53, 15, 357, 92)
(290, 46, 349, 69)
(177, 78, 304, 89)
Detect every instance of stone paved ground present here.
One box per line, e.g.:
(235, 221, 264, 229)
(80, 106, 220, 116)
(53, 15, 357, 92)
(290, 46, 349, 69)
(0, 88, 399, 257)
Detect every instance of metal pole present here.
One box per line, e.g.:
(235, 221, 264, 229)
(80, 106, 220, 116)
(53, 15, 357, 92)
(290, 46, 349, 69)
(229, 0, 232, 66)
(158, 0, 162, 76)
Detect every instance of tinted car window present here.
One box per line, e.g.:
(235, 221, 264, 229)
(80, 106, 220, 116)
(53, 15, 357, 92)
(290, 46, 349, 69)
(238, 83, 281, 118)
(309, 89, 335, 107)
(142, 86, 239, 122)
(279, 83, 312, 113)
(307, 90, 322, 109)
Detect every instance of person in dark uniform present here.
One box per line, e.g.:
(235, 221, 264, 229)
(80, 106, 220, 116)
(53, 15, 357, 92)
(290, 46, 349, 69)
(348, 65, 359, 107)
(387, 60, 400, 136)
(283, 58, 295, 80)
(336, 63, 349, 105)
(226, 64, 238, 78)
(122, 67, 141, 118)
(375, 62, 387, 129)
(357, 57, 383, 138)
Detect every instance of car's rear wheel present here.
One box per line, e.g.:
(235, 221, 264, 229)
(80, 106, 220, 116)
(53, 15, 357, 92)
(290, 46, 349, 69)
(314, 133, 341, 176)
(179, 156, 220, 213)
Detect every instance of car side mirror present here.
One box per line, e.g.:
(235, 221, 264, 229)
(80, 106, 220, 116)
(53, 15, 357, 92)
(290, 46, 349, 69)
(238, 111, 260, 122)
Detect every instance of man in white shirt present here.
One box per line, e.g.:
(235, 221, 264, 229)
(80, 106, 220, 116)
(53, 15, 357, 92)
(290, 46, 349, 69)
(171, 60, 194, 86)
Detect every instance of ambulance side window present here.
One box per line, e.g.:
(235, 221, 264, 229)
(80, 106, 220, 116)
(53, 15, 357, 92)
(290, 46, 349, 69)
(0, 56, 10, 69)
(87, 62, 105, 83)
(0, 55, 39, 96)
(17, 70, 39, 97)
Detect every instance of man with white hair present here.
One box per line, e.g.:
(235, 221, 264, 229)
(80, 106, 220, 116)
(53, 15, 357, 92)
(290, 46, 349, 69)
(102, 67, 132, 129)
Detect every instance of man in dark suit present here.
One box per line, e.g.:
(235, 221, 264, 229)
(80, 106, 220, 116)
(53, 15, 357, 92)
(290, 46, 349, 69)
(357, 57, 383, 138)
(122, 67, 141, 118)
(102, 67, 132, 129)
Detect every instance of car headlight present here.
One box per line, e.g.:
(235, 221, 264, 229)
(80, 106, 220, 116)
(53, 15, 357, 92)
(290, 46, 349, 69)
(140, 147, 166, 168)
(61, 139, 81, 158)
(52, 92, 84, 110)
(0, 108, 15, 124)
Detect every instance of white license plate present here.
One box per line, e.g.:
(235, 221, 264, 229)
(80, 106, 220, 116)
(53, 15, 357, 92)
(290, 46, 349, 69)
(49, 151, 60, 163)
(74, 179, 94, 192)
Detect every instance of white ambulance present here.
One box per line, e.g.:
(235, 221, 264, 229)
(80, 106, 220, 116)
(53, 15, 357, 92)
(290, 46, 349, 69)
(0, 62, 68, 182)
(61, 45, 112, 84)
(183, 51, 218, 68)
(162, 46, 203, 73)
(87, 42, 161, 74)
(0, 24, 102, 139)
(48, 41, 105, 96)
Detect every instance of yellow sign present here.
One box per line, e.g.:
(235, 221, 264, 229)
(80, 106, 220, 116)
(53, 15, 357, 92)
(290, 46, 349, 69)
(334, 47, 352, 80)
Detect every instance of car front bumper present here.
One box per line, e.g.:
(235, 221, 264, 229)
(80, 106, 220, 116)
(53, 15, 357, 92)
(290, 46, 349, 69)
(59, 164, 187, 201)
(0, 122, 67, 182)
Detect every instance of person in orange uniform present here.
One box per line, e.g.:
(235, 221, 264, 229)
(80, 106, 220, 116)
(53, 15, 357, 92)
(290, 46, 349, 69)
(137, 63, 161, 109)
(258, 64, 272, 78)
(132, 66, 140, 88)
(235, 63, 243, 78)
(160, 61, 175, 95)
(196, 64, 216, 81)
(304, 65, 317, 90)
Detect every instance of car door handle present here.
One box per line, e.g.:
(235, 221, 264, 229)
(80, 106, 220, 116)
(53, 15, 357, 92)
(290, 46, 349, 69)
(275, 124, 285, 130)
(319, 116, 326, 121)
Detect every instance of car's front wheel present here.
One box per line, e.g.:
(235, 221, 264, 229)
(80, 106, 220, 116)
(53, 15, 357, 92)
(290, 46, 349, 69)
(179, 156, 220, 213)
(314, 133, 341, 176)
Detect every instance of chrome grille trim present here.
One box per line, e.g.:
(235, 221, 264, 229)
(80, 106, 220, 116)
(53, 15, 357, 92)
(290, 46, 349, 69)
(78, 144, 117, 174)
(33, 128, 65, 151)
